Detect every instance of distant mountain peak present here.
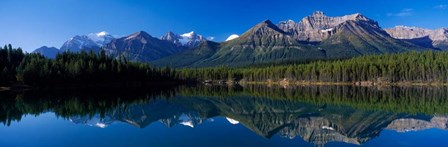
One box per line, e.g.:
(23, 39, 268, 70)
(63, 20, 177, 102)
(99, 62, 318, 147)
(257, 19, 278, 28)
(126, 31, 152, 40)
(87, 31, 115, 46)
(312, 11, 325, 16)
(61, 31, 115, 53)
(180, 31, 197, 38)
(32, 46, 60, 58)
(96, 31, 108, 37)
(251, 19, 284, 33)
(161, 32, 178, 42)
(160, 31, 205, 48)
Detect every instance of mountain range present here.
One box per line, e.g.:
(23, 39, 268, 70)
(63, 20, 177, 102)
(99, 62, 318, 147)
(33, 11, 447, 67)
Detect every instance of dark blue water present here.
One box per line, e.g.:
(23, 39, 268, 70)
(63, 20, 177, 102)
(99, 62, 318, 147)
(1, 85, 448, 147)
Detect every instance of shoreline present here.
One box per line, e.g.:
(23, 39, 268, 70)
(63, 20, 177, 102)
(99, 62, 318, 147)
(2, 81, 448, 92)
(237, 81, 448, 87)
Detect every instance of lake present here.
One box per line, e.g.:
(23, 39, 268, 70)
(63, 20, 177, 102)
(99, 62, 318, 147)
(1, 85, 448, 147)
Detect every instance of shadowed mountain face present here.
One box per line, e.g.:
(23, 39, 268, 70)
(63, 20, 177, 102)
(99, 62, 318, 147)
(2, 85, 448, 146)
(151, 41, 221, 67)
(32, 46, 60, 58)
(103, 31, 182, 62)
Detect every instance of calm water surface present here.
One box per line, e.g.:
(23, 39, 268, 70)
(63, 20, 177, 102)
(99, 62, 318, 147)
(1, 85, 448, 147)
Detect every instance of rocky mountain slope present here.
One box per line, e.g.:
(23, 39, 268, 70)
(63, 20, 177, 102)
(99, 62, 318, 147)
(278, 11, 378, 42)
(386, 26, 448, 50)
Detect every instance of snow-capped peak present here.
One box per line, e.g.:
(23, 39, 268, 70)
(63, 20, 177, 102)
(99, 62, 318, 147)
(96, 31, 108, 37)
(180, 31, 197, 39)
(87, 31, 115, 46)
(225, 34, 239, 41)
(161, 31, 205, 48)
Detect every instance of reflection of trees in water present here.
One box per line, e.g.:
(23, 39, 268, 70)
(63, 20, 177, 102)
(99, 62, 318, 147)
(1, 85, 448, 146)
(0, 87, 177, 126)
(179, 85, 448, 114)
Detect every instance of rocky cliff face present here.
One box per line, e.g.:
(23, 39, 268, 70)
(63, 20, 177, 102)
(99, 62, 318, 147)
(386, 26, 448, 50)
(385, 26, 433, 39)
(278, 11, 379, 42)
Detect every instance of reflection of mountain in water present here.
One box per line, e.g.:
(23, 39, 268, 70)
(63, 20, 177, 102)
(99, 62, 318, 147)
(69, 94, 448, 146)
(2, 85, 448, 146)
(387, 116, 448, 132)
(69, 99, 207, 128)
(70, 115, 115, 128)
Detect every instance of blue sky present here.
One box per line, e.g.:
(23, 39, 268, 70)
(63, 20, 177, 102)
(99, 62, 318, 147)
(1, 0, 447, 52)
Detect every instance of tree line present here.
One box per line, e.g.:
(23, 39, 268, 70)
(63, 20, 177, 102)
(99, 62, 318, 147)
(176, 51, 448, 83)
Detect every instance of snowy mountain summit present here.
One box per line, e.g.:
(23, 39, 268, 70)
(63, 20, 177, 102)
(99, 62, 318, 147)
(60, 31, 116, 52)
(87, 31, 115, 47)
(161, 31, 206, 48)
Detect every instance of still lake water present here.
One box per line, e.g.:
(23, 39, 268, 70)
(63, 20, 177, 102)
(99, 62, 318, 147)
(1, 85, 448, 147)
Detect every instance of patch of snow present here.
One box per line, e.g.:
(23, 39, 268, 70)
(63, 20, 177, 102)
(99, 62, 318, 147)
(180, 121, 195, 128)
(225, 34, 239, 41)
(95, 123, 107, 128)
(87, 31, 115, 46)
(226, 117, 239, 125)
(322, 126, 335, 131)
(96, 31, 108, 37)
(180, 31, 196, 39)
(321, 28, 334, 33)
